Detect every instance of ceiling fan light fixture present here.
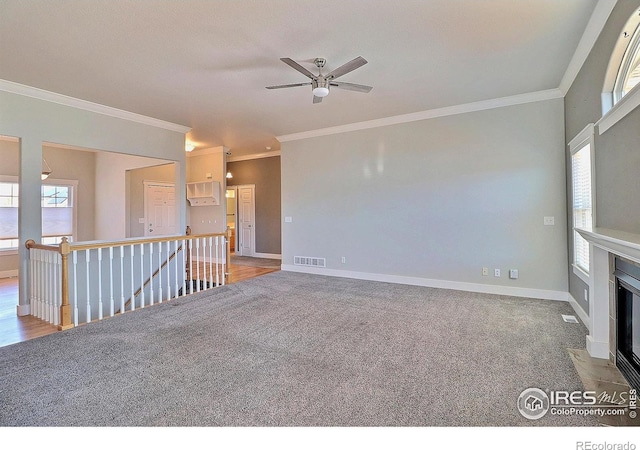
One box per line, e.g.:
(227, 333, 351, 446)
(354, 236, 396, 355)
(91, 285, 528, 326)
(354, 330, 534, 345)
(312, 86, 330, 97)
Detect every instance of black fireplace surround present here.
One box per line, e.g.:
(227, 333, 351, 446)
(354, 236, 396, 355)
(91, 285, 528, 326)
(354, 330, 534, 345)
(615, 257, 640, 391)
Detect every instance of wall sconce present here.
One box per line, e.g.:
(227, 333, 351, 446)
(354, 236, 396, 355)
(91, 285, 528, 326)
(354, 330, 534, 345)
(41, 159, 52, 180)
(185, 143, 195, 152)
(226, 171, 233, 179)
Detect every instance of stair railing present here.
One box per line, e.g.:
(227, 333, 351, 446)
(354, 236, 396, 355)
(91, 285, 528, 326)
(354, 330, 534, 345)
(25, 227, 231, 330)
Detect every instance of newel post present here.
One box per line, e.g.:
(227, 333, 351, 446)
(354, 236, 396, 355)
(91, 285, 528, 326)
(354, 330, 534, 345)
(58, 237, 73, 331)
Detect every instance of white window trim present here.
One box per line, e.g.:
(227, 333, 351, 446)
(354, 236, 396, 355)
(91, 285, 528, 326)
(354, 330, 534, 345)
(0, 176, 78, 255)
(597, 82, 640, 134)
(599, 7, 640, 133)
(569, 123, 596, 285)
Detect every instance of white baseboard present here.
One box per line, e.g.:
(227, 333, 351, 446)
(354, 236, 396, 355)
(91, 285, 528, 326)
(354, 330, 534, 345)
(586, 335, 610, 359)
(253, 253, 281, 260)
(568, 293, 591, 332)
(16, 304, 30, 316)
(281, 265, 569, 301)
(0, 269, 18, 279)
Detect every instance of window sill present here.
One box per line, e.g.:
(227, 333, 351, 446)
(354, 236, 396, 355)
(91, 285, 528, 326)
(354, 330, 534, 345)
(598, 83, 640, 135)
(0, 249, 18, 257)
(572, 263, 590, 285)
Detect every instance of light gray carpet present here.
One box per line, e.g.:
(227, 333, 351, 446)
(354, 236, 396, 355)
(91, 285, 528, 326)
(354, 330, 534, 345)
(0, 271, 595, 426)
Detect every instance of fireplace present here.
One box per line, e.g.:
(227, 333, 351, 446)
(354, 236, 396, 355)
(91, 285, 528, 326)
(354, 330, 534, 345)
(614, 257, 640, 391)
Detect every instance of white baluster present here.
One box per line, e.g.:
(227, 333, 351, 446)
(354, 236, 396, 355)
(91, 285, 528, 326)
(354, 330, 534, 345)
(149, 242, 154, 306)
(85, 249, 91, 323)
(166, 240, 171, 301)
(157, 241, 163, 303)
(180, 239, 186, 297)
(130, 244, 135, 311)
(28, 249, 34, 318)
(221, 236, 226, 286)
(215, 236, 220, 287)
(53, 252, 59, 326)
(174, 240, 180, 299)
(73, 251, 78, 326)
(208, 236, 213, 290)
(46, 251, 52, 323)
(140, 243, 145, 308)
(195, 238, 200, 293)
(97, 248, 103, 321)
(109, 247, 114, 317)
(119, 245, 125, 315)
(188, 238, 193, 295)
(31, 249, 38, 319)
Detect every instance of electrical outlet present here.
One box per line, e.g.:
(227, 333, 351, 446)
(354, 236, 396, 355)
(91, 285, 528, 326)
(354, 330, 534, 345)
(482, 267, 489, 276)
(584, 289, 588, 302)
(284, 216, 292, 223)
(544, 216, 555, 226)
(494, 269, 501, 277)
(509, 269, 519, 279)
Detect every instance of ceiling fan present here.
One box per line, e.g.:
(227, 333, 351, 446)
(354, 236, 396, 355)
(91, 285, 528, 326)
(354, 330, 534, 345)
(266, 56, 373, 103)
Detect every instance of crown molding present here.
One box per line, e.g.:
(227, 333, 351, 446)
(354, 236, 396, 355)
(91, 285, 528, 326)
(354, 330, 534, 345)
(559, 0, 618, 95)
(277, 89, 563, 143)
(0, 79, 191, 134)
(227, 150, 281, 162)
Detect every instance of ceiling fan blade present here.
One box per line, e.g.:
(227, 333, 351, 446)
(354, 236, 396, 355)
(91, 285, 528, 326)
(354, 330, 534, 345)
(280, 58, 317, 79)
(329, 81, 373, 93)
(313, 95, 323, 104)
(325, 56, 368, 80)
(266, 82, 312, 90)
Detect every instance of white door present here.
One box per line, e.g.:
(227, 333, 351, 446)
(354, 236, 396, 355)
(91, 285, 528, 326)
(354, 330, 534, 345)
(144, 182, 177, 236)
(237, 185, 255, 256)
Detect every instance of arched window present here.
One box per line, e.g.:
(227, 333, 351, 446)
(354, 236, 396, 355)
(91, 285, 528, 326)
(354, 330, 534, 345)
(602, 8, 640, 115)
(613, 19, 640, 104)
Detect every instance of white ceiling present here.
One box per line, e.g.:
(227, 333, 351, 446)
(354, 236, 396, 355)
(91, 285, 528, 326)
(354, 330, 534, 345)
(0, 0, 600, 157)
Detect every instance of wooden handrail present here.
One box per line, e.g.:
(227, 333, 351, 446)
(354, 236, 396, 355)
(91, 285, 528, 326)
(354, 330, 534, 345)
(26, 231, 227, 254)
(24, 240, 58, 251)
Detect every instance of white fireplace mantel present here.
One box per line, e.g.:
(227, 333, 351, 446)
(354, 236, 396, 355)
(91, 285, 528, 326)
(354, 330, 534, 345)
(576, 227, 640, 359)
(577, 228, 640, 265)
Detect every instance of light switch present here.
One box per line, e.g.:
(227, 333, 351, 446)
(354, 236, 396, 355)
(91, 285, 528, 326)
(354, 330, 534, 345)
(138, 218, 145, 224)
(544, 216, 555, 226)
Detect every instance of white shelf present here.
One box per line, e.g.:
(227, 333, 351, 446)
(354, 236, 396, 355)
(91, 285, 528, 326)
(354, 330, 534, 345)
(187, 180, 220, 206)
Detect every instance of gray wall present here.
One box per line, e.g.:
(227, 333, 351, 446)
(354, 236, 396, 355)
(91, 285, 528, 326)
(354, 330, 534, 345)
(186, 149, 226, 234)
(281, 98, 568, 295)
(227, 156, 281, 255)
(0, 140, 97, 273)
(564, 0, 640, 312)
(0, 89, 186, 306)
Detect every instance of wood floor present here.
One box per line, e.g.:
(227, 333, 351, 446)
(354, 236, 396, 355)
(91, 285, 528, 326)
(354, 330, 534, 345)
(0, 260, 279, 348)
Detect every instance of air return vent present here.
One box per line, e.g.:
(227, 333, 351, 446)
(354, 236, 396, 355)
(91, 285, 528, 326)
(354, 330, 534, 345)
(294, 256, 326, 268)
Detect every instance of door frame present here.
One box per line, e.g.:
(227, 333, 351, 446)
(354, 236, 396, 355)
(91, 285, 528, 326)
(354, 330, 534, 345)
(143, 180, 176, 237)
(236, 184, 256, 257)
(226, 186, 238, 252)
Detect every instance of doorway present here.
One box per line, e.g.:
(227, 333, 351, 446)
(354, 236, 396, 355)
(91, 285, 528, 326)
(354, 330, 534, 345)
(143, 181, 177, 237)
(226, 187, 237, 252)
(236, 184, 255, 257)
